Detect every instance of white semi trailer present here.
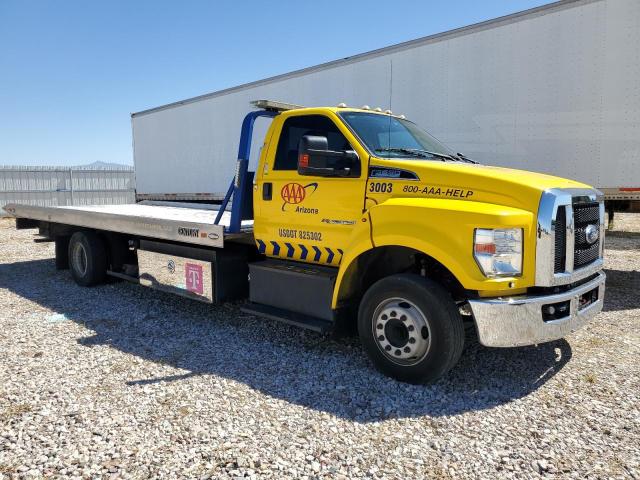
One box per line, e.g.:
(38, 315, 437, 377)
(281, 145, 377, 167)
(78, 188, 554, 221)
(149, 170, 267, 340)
(132, 0, 640, 218)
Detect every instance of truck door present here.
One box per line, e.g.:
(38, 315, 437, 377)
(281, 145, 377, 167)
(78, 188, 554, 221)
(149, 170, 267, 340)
(254, 112, 367, 266)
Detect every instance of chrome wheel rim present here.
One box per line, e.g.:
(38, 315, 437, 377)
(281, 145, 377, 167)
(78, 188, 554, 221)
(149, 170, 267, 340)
(372, 297, 431, 366)
(71, 242, 88, 277)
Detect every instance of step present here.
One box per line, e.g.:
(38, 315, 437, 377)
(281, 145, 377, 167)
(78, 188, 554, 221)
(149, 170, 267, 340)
(249, 259, 338, 321)
(241, 302, 333, 333)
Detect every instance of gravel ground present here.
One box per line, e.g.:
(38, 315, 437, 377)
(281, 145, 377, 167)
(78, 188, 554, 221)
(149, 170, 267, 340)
(0, 215, 639, 479)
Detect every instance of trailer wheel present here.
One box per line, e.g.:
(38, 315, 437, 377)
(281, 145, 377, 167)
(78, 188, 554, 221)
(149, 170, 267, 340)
(68, 231, 107, 287)
(358, 274, 464, 384)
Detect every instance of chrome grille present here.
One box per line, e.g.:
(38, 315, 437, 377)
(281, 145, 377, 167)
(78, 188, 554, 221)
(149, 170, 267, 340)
(553, 206, 566, 273)
(572, 202, 600, 269)
(552, 200, 601, 274)
(575, 242, 600, 266)
(573, 204, 600, 223)
(536, 188, 604, 287)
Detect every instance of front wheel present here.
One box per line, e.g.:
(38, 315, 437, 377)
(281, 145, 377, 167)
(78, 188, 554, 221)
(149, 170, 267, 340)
(358, 274, 464, 384)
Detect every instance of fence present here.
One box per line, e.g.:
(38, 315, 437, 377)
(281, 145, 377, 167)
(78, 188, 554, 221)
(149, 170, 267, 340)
(0, 166, 136, 216)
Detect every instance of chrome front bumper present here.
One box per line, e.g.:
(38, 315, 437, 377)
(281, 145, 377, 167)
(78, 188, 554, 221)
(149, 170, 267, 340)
(469, 272, 606, 347)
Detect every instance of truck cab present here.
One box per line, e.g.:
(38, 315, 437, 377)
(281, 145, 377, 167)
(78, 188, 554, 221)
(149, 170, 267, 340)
(247, 101, 605, 382)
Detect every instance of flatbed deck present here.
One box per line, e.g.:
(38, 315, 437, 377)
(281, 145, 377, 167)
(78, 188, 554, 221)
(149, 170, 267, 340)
(3, 202, 254, 247)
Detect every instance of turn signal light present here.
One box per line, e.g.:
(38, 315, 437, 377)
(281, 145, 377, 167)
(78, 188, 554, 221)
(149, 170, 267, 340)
(474, 243, 496, 255)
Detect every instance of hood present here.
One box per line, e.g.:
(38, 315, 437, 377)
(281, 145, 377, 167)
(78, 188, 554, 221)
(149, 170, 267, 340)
(370, 158, 593, 213)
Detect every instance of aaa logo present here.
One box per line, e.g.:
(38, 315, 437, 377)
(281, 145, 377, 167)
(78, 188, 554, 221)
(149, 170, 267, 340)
(281, 183, 306, 204)
(280, 182, 318, 211)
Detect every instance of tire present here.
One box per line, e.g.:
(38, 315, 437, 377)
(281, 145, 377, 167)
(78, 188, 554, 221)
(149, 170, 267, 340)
(358, 274, 464, 384)
(68, 231, 108, 287)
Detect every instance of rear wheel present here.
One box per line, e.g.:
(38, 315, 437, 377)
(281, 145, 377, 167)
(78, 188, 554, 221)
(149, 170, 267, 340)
(68, 231, 107, 286)
(358, 274, 464, 384)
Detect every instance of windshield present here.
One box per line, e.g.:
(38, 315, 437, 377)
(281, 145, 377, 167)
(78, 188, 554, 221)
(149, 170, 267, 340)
(339, 111, 457, 160)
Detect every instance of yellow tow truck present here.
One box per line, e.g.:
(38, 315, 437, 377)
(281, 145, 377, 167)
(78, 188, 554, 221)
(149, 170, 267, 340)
(4, 100, 606, 383)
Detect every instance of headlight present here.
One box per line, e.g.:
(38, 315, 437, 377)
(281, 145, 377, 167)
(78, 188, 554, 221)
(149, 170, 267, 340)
(474, 228, 523, 277)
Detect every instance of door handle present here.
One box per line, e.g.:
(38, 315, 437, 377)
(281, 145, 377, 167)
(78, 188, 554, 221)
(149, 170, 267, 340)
(263, 182, 272, 200)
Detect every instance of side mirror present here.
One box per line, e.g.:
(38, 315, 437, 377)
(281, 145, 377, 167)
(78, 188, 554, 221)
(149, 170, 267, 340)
(297, 135, 359, 177)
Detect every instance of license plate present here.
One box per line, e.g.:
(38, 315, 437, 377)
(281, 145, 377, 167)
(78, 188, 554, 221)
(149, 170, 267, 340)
(578, 287, 598, 310)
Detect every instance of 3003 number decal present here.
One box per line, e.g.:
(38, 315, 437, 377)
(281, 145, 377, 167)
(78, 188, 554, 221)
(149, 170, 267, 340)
(369, 182, 393, 193)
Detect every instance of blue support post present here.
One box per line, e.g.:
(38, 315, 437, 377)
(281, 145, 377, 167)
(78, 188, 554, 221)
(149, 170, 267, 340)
(224, 109, 277, 233)
(213, 180, 235, 226)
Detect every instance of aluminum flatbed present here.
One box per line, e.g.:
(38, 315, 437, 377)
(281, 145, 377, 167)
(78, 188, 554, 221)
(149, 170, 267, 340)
(3, 202, 254, 248)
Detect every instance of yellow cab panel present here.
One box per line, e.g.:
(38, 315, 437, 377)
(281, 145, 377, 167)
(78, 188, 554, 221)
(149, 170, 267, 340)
(252, 108, 369, 266)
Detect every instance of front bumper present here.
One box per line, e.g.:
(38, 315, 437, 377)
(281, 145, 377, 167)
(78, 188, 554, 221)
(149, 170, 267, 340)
(468, 271, 606, 347)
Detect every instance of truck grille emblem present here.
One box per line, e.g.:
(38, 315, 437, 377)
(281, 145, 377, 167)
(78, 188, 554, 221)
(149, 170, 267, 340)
(585, 224, 599, 245)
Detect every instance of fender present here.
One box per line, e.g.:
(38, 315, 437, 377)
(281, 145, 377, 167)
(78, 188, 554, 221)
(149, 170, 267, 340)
(332, 197, 535, 307)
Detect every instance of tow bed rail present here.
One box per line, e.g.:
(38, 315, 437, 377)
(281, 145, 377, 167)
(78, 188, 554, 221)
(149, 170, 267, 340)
(2, 203, 253, 248)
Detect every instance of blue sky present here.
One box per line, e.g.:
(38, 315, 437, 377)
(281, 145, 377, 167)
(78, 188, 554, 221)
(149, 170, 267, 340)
(0, 0, 549, 166)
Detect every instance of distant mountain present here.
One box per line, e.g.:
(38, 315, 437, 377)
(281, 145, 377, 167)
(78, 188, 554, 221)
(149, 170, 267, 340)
(77, 161, 133, 169)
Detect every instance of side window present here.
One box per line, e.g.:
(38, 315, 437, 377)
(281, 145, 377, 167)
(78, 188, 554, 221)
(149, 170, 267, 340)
(274, 115, 352, 170)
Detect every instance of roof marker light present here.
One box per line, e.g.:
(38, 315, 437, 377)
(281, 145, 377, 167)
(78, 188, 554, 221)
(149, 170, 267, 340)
(251, 100, 305, 111)
(374, 107, 382, 112)
(337, 102, 347, 108)
(361, 105, 370, 110)
(385, 109, 393, 114)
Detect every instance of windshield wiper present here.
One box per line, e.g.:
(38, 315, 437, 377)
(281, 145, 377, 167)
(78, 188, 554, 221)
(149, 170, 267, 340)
(375, 147, 456, 161)
(404, 148, 480, 164)
(412, 149, 460, 162)
(456, 152, 479, 164)
(375, 147, 434, 159)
